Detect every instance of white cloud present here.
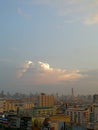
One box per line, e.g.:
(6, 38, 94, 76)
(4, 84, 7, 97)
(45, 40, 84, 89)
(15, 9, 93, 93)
(17, 60, 85, 85)
(38, 61, 53, 71)
(85, 14, 98, 25)
(17, 7, 32, 19)
(17, 61, 33, 78)
(30, 0, 98, 25)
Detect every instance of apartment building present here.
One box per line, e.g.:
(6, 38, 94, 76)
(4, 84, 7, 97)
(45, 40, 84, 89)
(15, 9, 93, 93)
(0, 98, 5, 112)
(92, 104, 98, 122)
(66, 107, 90, 125)
(93, 94, 98, 103)
(0, 98, 34, 113)
(39, 93, 54, 107)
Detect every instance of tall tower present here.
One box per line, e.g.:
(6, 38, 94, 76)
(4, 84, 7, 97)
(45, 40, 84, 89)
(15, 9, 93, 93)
(72, 88, 74, 97)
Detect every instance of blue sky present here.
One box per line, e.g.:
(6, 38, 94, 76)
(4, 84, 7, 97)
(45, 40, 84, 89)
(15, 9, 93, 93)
(0, 0, 98, 95)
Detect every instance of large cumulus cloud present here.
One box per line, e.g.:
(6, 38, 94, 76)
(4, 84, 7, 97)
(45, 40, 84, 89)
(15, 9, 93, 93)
(17, 60, 85, 85)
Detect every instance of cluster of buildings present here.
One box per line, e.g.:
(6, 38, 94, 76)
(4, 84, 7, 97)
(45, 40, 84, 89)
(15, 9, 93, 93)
(0, 93, 98, 130)
(0, 98, 34, 113)
(0, 93, 54, 113)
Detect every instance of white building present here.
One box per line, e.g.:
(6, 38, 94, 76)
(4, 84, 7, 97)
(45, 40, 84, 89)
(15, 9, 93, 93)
(66, 107, 89, 125)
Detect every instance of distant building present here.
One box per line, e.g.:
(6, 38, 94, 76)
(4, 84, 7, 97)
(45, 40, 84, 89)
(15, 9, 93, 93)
(93, 94, 98, 103)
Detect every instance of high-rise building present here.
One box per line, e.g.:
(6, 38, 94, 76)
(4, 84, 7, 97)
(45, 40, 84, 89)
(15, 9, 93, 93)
(39, 93, 54, 107)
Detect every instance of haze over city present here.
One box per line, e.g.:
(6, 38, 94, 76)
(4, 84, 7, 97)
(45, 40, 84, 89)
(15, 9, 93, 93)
(0, 0, 98, 95)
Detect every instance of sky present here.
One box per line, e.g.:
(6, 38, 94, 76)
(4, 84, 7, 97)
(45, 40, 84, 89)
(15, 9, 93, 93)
(0, 0, 98, 95)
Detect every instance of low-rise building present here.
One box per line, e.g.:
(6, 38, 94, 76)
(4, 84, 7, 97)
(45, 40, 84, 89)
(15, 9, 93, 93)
(0, 98, 5, 112)
(31, 106, 57, 117)
(0, 98, 34, 113)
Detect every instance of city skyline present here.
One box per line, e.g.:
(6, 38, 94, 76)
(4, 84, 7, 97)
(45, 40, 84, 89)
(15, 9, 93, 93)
(0, 0, 98, 95)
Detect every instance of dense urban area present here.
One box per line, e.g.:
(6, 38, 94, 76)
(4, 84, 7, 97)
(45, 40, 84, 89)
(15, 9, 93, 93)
(0, 89, 98, 130)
